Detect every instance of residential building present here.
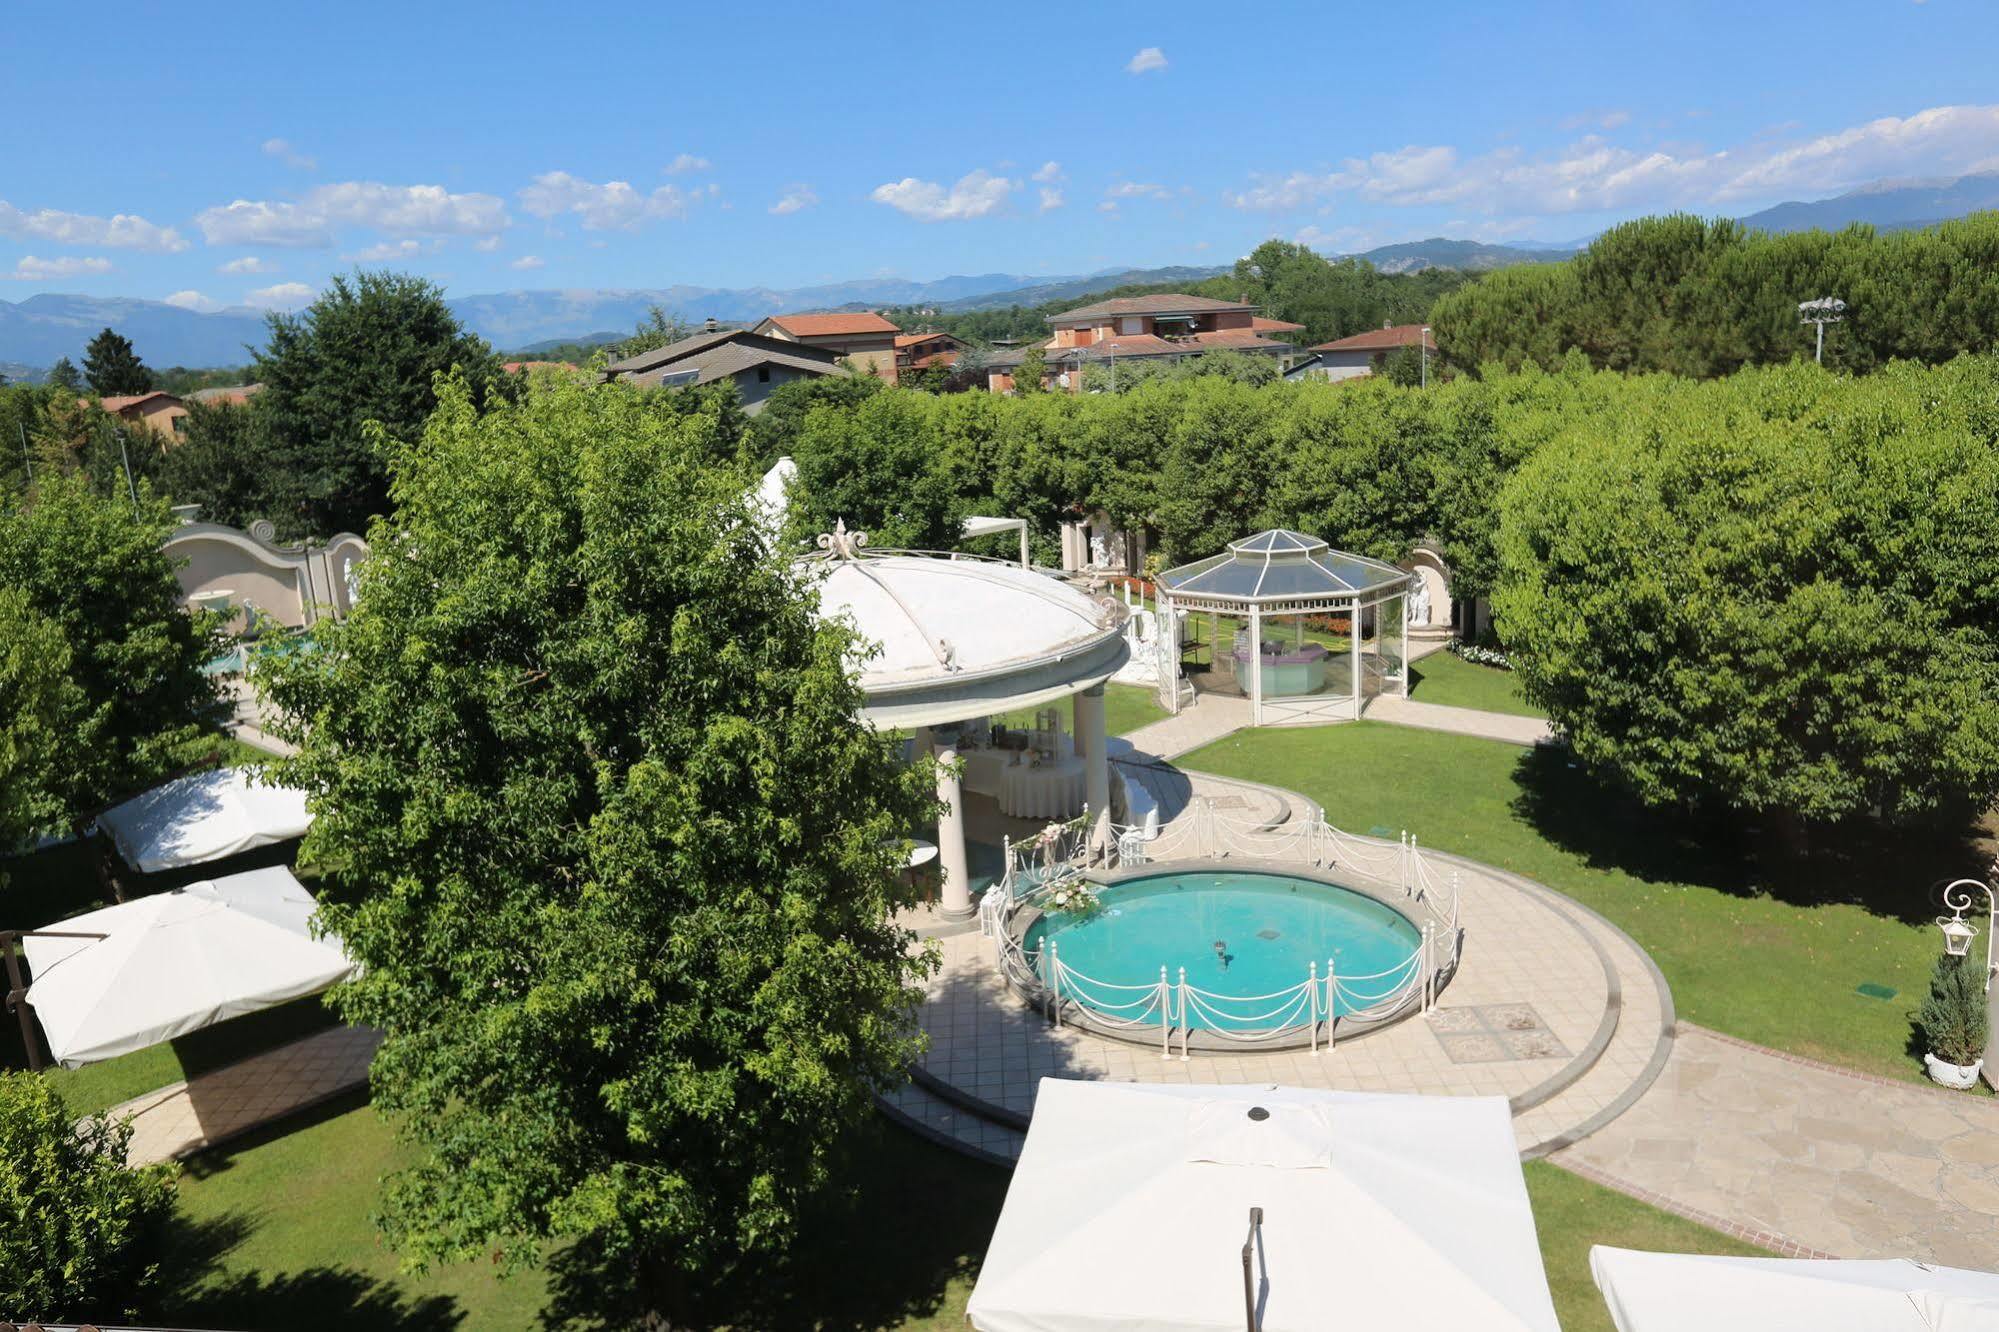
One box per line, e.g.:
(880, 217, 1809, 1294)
(92, 391, 187, 439)
(1285, 323, 1434, 383)
(749, 311, 902, 380)
(894, 330, 968, 383)
(601, 327, 848, 412)
(186, 383, 264, 407)
(983, 294, 1299, 392)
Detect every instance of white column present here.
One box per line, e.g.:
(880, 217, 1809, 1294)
(1248, 606, 1264, 725)
(1350, 597, 1364, 720)
(1399, 594, 1410, 697)
(934, 740, 973, 918)
(1070, 693, 1088, 762)
(1077, 685, 1110, 850)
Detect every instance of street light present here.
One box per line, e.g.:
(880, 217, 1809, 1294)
(1419, 326, 1431, 388)
(1798, 296, 1846, 365)
(1936, 877, 1997, 991)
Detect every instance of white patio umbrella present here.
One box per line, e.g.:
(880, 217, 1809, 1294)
(1591, 1246, 1999, 1332)
(22, 866, 354, 1067)
(96, 766, 313, 872)
(966, 1078, 1560, 1332)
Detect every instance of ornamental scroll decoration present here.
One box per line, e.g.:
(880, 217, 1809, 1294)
(816, 519, 868, 559)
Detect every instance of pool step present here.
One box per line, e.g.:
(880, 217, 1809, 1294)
(878, 1077, 1023, 1167)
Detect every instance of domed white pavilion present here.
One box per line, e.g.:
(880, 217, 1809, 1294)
(799, 522, 1129, 917)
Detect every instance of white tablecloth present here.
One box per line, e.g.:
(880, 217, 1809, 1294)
(999, 755, 1086, 819)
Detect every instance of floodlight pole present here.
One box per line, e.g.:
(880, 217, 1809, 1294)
(1798, 296, 1846, 365)
(1420, 326, 1430, 387)
(1, 928, 109, 1073)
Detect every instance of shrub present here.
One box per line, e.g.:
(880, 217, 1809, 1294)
(1919, 954, 1990, 1069)
(0, 1072, 178, 1322)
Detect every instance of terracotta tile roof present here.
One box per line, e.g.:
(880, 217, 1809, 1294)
(1252, 316, 1306, 332)
(763, 311, 902, 337)
(186, 383, 264, 405)
(1046, 293, 1253, 322)
(1311, 323, 1434, 352)
(895, 331, 963, 349)
(95, 392, 181, 412)
(605, 328, 847, 386)
(1187, 328, 1293, 351)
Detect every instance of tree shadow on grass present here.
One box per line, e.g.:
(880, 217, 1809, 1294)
(1508, 744, 1994, 927)
(154, 1210, 466, 1332)
(539, 1116, 1010, 1331)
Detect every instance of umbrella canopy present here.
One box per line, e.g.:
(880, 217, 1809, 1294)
(966, 1078, 1560, 1332)
(22, 867, 353, 1067)
(1590, 1246, 1999, 1332)
(97, 767, 312, 872)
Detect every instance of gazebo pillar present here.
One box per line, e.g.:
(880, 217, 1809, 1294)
(1076, 685, 1110, 851)
(1350, 596, 1364, 720)
(1248, 605, 1264, 725)
(933, 738, 973, 918)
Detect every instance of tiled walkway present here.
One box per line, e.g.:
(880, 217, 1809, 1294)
(110, 1025, 379, 1165)
(1362, 694, 1556, 747)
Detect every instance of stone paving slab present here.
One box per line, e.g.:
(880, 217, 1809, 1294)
(108, 1025, 380, 1165)
(1362, 694, 1555, 747)
(1555, 1025, 1999, 1268)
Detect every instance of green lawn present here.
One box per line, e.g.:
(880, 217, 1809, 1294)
(142, 1096, 1759, 1331)
(1182, 722, 1979, 1081)
(1407, 651, 1546, 719)
(998, 682, 1167, 739)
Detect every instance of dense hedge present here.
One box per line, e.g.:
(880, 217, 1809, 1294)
(1430, 212, 1999, 378)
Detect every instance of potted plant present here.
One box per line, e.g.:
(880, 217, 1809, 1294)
(1919, 953, 1989, 1089)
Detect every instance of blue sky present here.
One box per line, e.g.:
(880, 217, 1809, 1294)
(4, 0, 1998, 310)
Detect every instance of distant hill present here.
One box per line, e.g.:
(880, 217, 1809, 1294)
(938, 266, 1231, 311)
(0, 294, 270, 371)
(1736, 170, 1999, 234)
(513, 332, 625, 356)
(1, 361, 43, 385)
(1351, 238, 1576, 274)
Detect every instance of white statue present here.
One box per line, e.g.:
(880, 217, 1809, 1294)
(1409, 576, 1432, 628)
(1089, 531, 1111, 568)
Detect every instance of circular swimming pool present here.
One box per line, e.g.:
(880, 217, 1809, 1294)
(1022, 869, 1423, 1033)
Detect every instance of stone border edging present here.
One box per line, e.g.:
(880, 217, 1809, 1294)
(908, 1060, 1032, 1132)
(1683, 1021, 1984, 1101)
(874, 1090, 1019, 1170)
(1555, 1157, 1834, 1259)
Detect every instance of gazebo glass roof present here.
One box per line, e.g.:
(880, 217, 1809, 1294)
(1157, 529, 1410, 603)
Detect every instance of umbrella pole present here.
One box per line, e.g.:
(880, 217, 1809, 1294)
(2, 929, 109, 1074)
(1241, 1206, 1264, 1332)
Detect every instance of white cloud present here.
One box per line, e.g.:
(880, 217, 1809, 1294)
(666, 153, 711, 174)
(163, 289, 221, 313)
(769, 183, 819, 216)
(474, 235, 503, 252)
(1126, 47, 1168, 75)
(245, 281, 316, 310)
(1031, 161, 1064, 183)
(1295, 224, 1378, 253)
(510, 254, 545, 270)
(262, 137, 316, 170)
(516, 171, 698, 230)
(218, 255, 275, 274)
(870, 169, 1015, 221)
(344, 238, 424, 262)
(1039, 187, 1065, 212)
(1106, 181, 1170, 200)
(197, 182, 508, 247)
(0, 201, 189, 252)
(5, 254, 114, 280)
(1559, 109, 1631, 132)
(1098, 201, 1118, 213)
(1225, 103, 1999, 219)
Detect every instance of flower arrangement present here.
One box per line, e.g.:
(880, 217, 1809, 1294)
(1046, 881, 1100, 916)
(1031, 821, 1066, 850)
(1448, 638, 1513, 671)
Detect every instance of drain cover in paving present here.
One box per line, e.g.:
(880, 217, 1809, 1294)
(1431, 1003, 1571, 1064)
(1256, 928, 1281, 941)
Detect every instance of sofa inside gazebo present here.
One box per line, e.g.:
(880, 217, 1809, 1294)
(1158, 529, 1412, 725)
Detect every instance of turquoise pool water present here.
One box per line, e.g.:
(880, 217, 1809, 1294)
(1024, 869, 1421, 1030)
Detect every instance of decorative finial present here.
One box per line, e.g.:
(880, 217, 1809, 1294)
(815, 518, 870, 560)
(938, 638, 958, 671)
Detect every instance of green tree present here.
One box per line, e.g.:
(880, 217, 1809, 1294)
(82, 329, 154, 396)
(45, 357, 81, 392)
(0, 473, 220, 816)
(1493, 359, 1999, 823)
(155, 399, 280, 528)
(256, 374, 936, 1325)
(0, 589, 76, 853)
(1012, 345, 1047, 394)
(254, 270, 501, 536)
(0, 1073, 178, 1323)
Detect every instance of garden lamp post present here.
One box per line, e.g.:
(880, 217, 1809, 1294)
(1798, 296, 1846, 365)
(1936, 878, 1997, 992)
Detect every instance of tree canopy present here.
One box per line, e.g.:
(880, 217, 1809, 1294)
(1494, 357, 1999, 822)
(253, 270, 500, 536)
(256, 373, 936, 1323)
(82, 328, 153, 396)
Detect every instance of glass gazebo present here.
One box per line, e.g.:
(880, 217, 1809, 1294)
(1157, 530, 1413, 725)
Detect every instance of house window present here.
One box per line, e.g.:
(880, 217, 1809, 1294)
(758, 366, 771, 383)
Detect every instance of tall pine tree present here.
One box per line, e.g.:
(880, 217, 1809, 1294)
(81, 329, 153, 396)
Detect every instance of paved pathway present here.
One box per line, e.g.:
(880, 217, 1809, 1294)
(109, 1025, 379, 1165)
(222, 677, 297, 757)
(1119, 693, 1253, 762)
(1556, 1026, 1999, 1266)
(1362, 694, 1556, 747)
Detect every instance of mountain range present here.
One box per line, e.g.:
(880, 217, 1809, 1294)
(6, 172, 1998, 372)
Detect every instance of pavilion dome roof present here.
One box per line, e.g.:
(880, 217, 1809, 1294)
(1158, 529, 1410, 604)
(796, 522, 1129, 727)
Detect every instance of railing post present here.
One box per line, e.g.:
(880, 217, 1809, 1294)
(1049, 941, 1061, 1028)
(1409, 834, 1421, 899)
(1419, 923, 1433, 1017)
(1178, 967, 1190, 1061)
(1160, 967, 1171, 1060)
(1308, 960, 1319, 1055)
(1325, 959, 1337, 1051)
